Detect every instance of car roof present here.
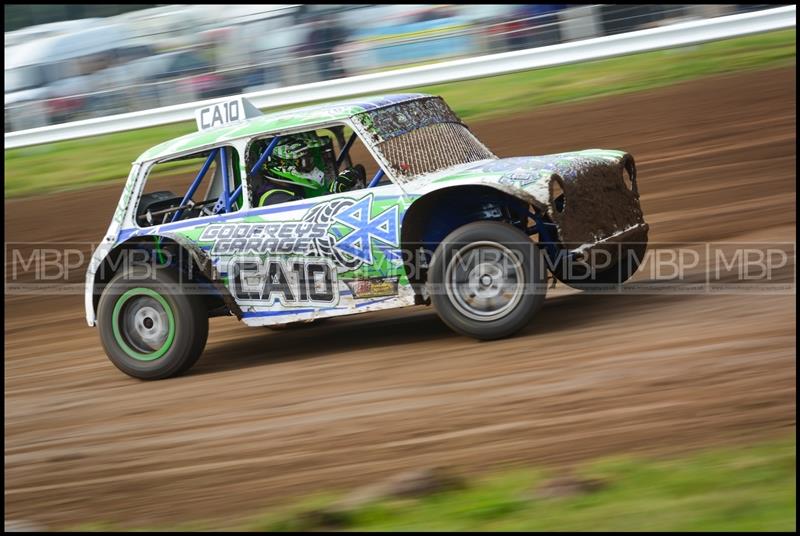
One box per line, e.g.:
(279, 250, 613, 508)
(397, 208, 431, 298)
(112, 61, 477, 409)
(136, 92, 433, 163)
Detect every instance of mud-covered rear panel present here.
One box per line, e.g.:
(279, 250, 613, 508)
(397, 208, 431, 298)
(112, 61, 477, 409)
(541, 151, 645, 246)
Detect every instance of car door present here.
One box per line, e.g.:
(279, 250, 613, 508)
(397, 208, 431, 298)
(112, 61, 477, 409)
(214, 180, 411, 323)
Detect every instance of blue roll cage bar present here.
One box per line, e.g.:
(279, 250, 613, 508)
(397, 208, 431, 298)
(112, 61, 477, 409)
(337, 131, 385, 187)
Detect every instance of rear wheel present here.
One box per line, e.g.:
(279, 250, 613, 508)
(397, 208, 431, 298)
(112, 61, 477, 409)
(98, 265, 208, 380)
(428, 221, 547, 340)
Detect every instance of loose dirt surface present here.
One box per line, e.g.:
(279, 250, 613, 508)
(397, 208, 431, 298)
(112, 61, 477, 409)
(4, 67, 796, 529)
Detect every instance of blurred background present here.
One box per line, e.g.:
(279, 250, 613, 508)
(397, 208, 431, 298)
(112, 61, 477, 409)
(4, 4, 795, 532)
(3, 4, 777, 132)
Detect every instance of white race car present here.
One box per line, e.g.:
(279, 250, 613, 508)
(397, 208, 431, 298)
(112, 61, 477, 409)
(86, 94, 648, 379)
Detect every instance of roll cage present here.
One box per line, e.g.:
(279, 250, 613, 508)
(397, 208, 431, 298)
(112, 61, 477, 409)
(135, 124, 390, 229)
(131, 94, 478, 228)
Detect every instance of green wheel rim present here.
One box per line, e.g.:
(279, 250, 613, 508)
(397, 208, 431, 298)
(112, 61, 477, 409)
(112, 287, 175, 361)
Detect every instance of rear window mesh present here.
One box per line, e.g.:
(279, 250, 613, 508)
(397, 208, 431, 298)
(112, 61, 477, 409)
(376, 122, 496, 178)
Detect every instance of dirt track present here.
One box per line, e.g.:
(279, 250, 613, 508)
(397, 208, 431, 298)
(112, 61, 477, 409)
(4, 67, 796, 529)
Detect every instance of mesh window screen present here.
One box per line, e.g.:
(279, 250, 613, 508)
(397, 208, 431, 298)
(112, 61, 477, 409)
(353, 97, 496, 180)
(378, 122, 496, 178)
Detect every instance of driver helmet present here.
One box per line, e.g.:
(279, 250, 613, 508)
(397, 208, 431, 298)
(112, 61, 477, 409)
(265, 132, 336, 196)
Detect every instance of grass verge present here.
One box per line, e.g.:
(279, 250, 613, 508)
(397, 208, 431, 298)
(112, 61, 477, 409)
(5, 29, 795, 199)
(72, 437, 796, 532)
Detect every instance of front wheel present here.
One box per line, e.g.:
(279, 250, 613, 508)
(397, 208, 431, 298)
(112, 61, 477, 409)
(428, 221, 547, 340)
(97, 266, 208, 380)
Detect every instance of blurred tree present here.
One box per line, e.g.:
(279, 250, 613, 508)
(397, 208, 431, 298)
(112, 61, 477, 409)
(4, 4, 158, 32)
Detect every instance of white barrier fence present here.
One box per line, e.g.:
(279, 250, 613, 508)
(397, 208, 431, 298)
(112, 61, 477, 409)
(4, 5, 795, 150)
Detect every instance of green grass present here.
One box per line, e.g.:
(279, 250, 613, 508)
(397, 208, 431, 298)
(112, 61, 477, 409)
(423, 28, 797, 121)
(5, 29, 795, 199)
(68, 437, 796, 532)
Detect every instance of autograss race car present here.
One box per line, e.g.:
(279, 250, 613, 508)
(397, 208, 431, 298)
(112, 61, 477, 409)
(86, 93, 648, 379)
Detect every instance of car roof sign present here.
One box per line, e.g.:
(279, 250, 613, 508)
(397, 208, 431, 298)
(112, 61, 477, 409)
(195, 96, 263, 132)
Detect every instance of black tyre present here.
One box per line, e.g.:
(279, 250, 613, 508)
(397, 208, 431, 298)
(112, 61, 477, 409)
(543, 192, 647, 290)
(549, 240, 647, 290)
(428, 221, 547, 340)
(97, 265, 209, 380)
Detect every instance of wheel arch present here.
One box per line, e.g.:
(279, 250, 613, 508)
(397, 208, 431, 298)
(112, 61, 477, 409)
(90, 234, 241, 322)
(400, 184, 533, 294)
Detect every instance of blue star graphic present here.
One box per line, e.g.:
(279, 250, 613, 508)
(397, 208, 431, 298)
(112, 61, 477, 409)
(333, 196, 398, 264)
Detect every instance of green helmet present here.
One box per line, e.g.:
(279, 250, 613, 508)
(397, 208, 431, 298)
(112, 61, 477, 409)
(265, 133, 336, 196)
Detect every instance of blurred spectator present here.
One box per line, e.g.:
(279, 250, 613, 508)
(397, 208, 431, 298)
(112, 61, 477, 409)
(508, 5, 566, 51)
(302, 17, 349, 82)
(3, 4, 783, 130)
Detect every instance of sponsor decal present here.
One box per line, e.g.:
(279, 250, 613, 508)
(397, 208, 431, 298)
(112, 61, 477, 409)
(199, 193, 400, 271)
(113, 178, 136, 225)
(497, 172, 539, 188)
(345, 277, 399, 299)
(200, 222, 328, 255)
(228, 257, 338, 307)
